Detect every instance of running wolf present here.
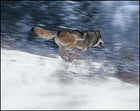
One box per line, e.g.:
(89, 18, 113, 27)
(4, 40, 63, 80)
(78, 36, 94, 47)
(32, 26, 104, 61)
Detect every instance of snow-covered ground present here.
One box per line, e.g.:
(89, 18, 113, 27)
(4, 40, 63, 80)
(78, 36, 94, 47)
(1, 48, 139, 110)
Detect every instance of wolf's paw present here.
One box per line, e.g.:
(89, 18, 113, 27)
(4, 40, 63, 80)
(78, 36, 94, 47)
(68, 57, 74, 62)
(61, 56, 69, 62)
(61, 55, 74, 62)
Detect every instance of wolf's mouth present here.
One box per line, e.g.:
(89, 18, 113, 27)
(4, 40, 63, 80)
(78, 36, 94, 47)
(93, 39, 104, 48)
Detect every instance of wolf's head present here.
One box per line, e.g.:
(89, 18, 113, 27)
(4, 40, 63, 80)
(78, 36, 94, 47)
(93, 30, 104, 48)
(86, 30, 104, 48)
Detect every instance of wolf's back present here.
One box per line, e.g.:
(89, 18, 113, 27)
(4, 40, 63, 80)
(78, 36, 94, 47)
(32, 26, 57, 40)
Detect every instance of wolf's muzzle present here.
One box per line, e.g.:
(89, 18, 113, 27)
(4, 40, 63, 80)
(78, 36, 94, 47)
(93, 39, 104, 48)
(99, 39, 104, 47)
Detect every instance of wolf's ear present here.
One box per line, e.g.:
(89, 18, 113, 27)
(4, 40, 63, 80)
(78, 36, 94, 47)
(83, 32, 87, 38)
(94, 30, 101, 37)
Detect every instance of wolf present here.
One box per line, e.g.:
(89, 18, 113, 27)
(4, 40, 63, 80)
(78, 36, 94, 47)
(32, 26, 104, 61)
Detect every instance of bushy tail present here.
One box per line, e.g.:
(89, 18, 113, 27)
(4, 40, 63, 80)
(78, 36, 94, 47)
(32, 26, 57, 40)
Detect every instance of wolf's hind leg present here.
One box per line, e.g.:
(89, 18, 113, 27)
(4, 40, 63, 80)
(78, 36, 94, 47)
(60, 46, 72, 61)
(70, 48, 78, 59)
(67, 48, 80, 62)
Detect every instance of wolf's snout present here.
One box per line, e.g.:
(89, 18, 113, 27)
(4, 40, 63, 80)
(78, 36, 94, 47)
(92, 39, 104, 48)
(99, 39, 104, 46)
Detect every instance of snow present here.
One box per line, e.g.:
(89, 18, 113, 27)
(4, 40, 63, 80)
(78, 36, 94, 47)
(1, 48, 139, 110)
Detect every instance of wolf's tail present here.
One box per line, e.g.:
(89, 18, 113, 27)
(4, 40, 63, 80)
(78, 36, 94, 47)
(32, 26, 57, 40)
